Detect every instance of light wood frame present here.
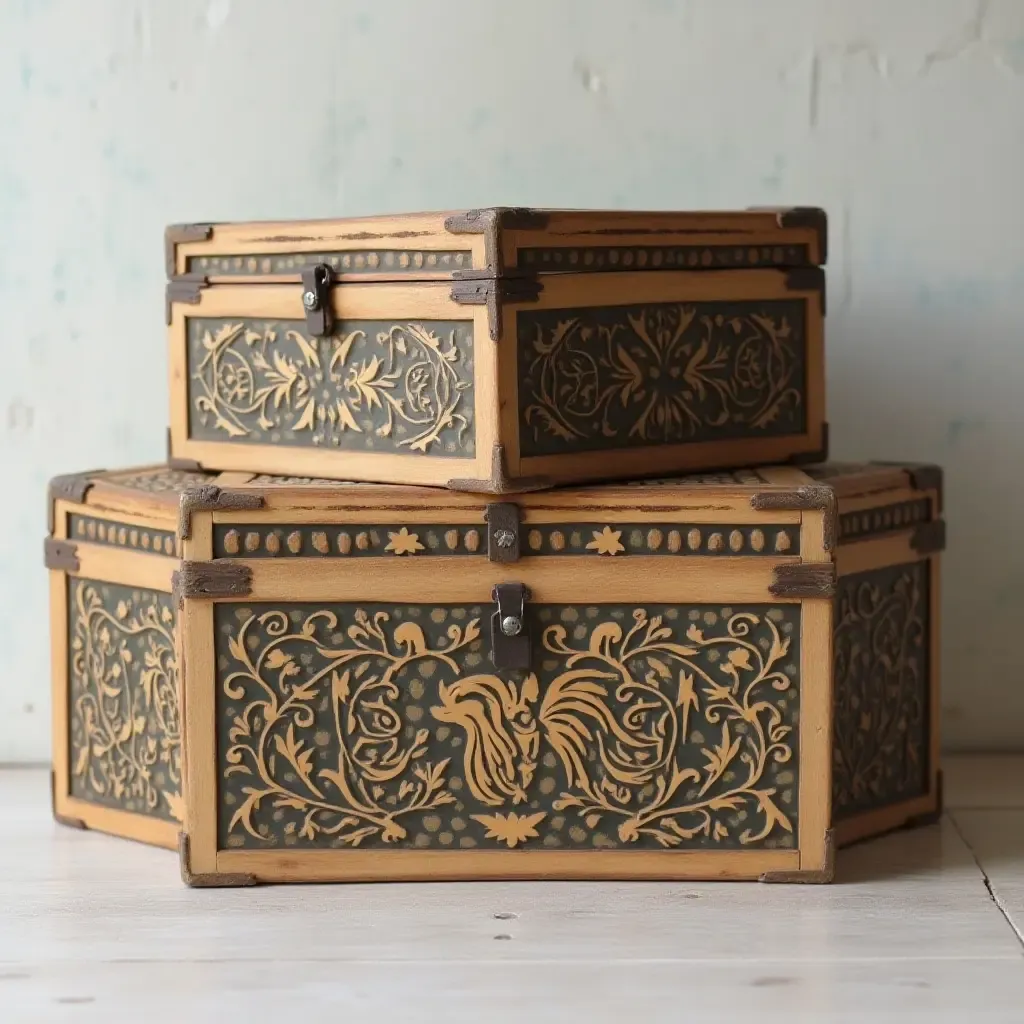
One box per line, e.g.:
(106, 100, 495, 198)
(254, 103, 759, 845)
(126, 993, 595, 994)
(179, 479, 834, 885)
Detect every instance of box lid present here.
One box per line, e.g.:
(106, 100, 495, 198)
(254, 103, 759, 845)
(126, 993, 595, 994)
(167, 206, 827, 284)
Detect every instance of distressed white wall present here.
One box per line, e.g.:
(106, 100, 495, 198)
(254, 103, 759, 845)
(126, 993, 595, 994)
(1, 0, 1022, 760)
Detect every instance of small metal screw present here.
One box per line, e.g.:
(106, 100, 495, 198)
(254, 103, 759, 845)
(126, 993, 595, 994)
(501, 615, 523, 637)
(302, 290, 317, 309)
(494, 529, 516, 548)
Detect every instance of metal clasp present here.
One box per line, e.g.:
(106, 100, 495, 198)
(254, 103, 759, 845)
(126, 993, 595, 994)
(490, 582, 532, 670)
(301, 263, 334, 336)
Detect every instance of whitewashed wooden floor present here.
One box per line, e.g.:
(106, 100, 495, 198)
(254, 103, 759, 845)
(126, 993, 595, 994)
(1, 757, 1022, 1023)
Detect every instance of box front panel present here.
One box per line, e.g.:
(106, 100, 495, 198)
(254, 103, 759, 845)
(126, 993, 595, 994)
(67, 577, 182, 823)
(212, 594, 801, 857)
(187, 315, 476, 458)
(832, 559, 931, 824)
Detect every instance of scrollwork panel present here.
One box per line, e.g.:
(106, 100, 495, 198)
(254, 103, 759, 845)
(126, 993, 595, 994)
(832, 561, 931, 821)
(187, 317, 475, 457)
(67, 579, 182, 822)
(215, 601, 801, 852)
(517, 299, 807, 456)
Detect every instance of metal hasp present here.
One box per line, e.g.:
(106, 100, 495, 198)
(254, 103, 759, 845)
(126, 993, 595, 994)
(301, 263, 334, 336)
(490, 582, 532, 670)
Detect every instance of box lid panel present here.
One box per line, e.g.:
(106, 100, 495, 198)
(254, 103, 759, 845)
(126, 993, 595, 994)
(168, 207, 825, 283)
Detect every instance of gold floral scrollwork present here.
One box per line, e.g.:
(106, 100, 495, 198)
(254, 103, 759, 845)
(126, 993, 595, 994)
(191, 319, 473, 453)
(519, 303, 804, 454)
(69, 581, 181, 821)
(832, 564, 929, 818)
(219, 604, 799, 851)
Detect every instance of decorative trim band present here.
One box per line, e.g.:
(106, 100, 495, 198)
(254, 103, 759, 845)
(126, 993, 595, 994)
(185, 249, 473, 277)
(838, 499, 933, 545)
(68, 514, 178, 558)
(517, 242, 810, 273)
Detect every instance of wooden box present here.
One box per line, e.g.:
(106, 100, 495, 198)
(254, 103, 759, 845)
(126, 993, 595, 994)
(167, 207, 827, 492)
(46, 464, 241, 847)
(806, 462, 945, 846)
(174, 465, 836, 886)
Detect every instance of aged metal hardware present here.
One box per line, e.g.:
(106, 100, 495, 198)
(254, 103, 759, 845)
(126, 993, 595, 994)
(490, 582, 532, 670)
(179, 833, 258, 888)
(751, 485, 837, 552)
(178, 485, 265, 540)
(910, 519, 947, 556)
(447, 443, 550, 495)
(173, 561, 253, 603)
(301, 262, 334, 336)
(44, 538, 80, 573)
(769, 563, 837, 599)
(484, 502, 521, 563)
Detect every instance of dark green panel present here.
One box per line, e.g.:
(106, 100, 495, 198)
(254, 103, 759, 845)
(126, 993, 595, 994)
(212, 522, 799, 558)
(837, 499, 931, 545)
(69, 515, 178, 557)
(67, 579, 181, 822)
(832, 561, 930, 821)
(517, 299, 808, 457)
(187, 318, 475, 457)
(215, 602, 800, 852)
(186, 249, 472, 276)
(518, 242, 810, 272)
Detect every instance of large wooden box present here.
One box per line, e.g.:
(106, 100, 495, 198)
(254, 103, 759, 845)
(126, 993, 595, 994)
(167, 207, 827, 491)
(806, 462, 945, 846)
(174, 465, 836, 885)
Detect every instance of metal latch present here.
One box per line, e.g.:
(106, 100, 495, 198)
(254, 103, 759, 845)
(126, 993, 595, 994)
(484, 502, 521, 563)
(490, 583, 532, 670)
(301, 263, 334, 336)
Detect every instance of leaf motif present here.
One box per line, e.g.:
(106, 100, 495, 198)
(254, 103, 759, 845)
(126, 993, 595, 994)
(73, 743, 90, 777)
(727, 648, 753, 671)
(648, 657, 672, 680)
(585, 814, 602, 828)
(332, 670, 351, 704)
(330, 331, 362, 373)
(385, 528, 424, 556)
(265, 649, 292, 671)
(294, 398, 316, 432)
(585, 526, 624, 556)
(393, 621, 427, 655)
(336, 400, 362, 433)
(471, 811, 546, 849)
(686, 624, 704, 643)
(290, 330, 321, 369)
(588, 621, 623, 655)
(272, 724, 322, 796)
(163, 791, 185, 823)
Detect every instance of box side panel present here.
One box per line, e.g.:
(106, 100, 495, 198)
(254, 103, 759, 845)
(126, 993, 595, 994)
(830, 475, 943, 846)
(49, 499, 181, 850)
(508, 270, 825, 484)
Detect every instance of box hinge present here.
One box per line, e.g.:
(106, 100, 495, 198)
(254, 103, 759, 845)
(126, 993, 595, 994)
(44, 538, 80, 573)
(490, 582, 532, 670)
(484, 502, 521, 563)
(178, 485, 265, 540)
(301, 262, 334, 337)
(911, 519, 946, 556)
(760, 828, 835, 883)
(173, 561, 253, 603)
(784, 266, 826, 316)
(178, 833, 258, 888)
(769, 563, 836, 599)
(449, 274, 542, 341)
(166, 275, 209, 324)
(750, 484, 837, 552)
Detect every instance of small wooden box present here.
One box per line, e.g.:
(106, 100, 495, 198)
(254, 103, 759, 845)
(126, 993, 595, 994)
(174, 465, 835, 885)
(167, 207, 827, 491)
(806, 462, 945, 846)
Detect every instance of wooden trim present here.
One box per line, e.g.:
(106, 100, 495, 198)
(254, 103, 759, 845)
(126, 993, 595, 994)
(837, 485, 920, 517)
(195, 556, 800, 605)
(55, 795, 179, 850)
(212, 848, 799, 884)
(836, 533, 921, 577)
(761, 829, 834, 883)
(447, 443, 550, 494)
(51, 770, 85, 830)
(71, 545, 177, 593)
(517, 434, 824, 486)
(49, 562, 71, 830)
(928, 555, 942, 822)
(180, 834, 258, 888)
(58, 494, 179, 532)
(48, 472, 101, 534)
(834, 792, 940, 848)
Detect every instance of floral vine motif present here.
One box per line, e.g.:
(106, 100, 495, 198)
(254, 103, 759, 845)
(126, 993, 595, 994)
(219, 605, 797, 850)
(434, 610, 795, 847)
(191, 320, 472, 453)
(222, 609, 478, 846)
(519, 303, 804, 454)
(69, 582, 181, 821)
(832, 565, 928, 818)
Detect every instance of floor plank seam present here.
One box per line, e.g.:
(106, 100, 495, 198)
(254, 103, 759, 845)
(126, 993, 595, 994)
(948, 811, 1024, 955)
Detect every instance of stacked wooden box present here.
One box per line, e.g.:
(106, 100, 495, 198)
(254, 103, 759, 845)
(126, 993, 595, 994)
(47, 208, 944, 885)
